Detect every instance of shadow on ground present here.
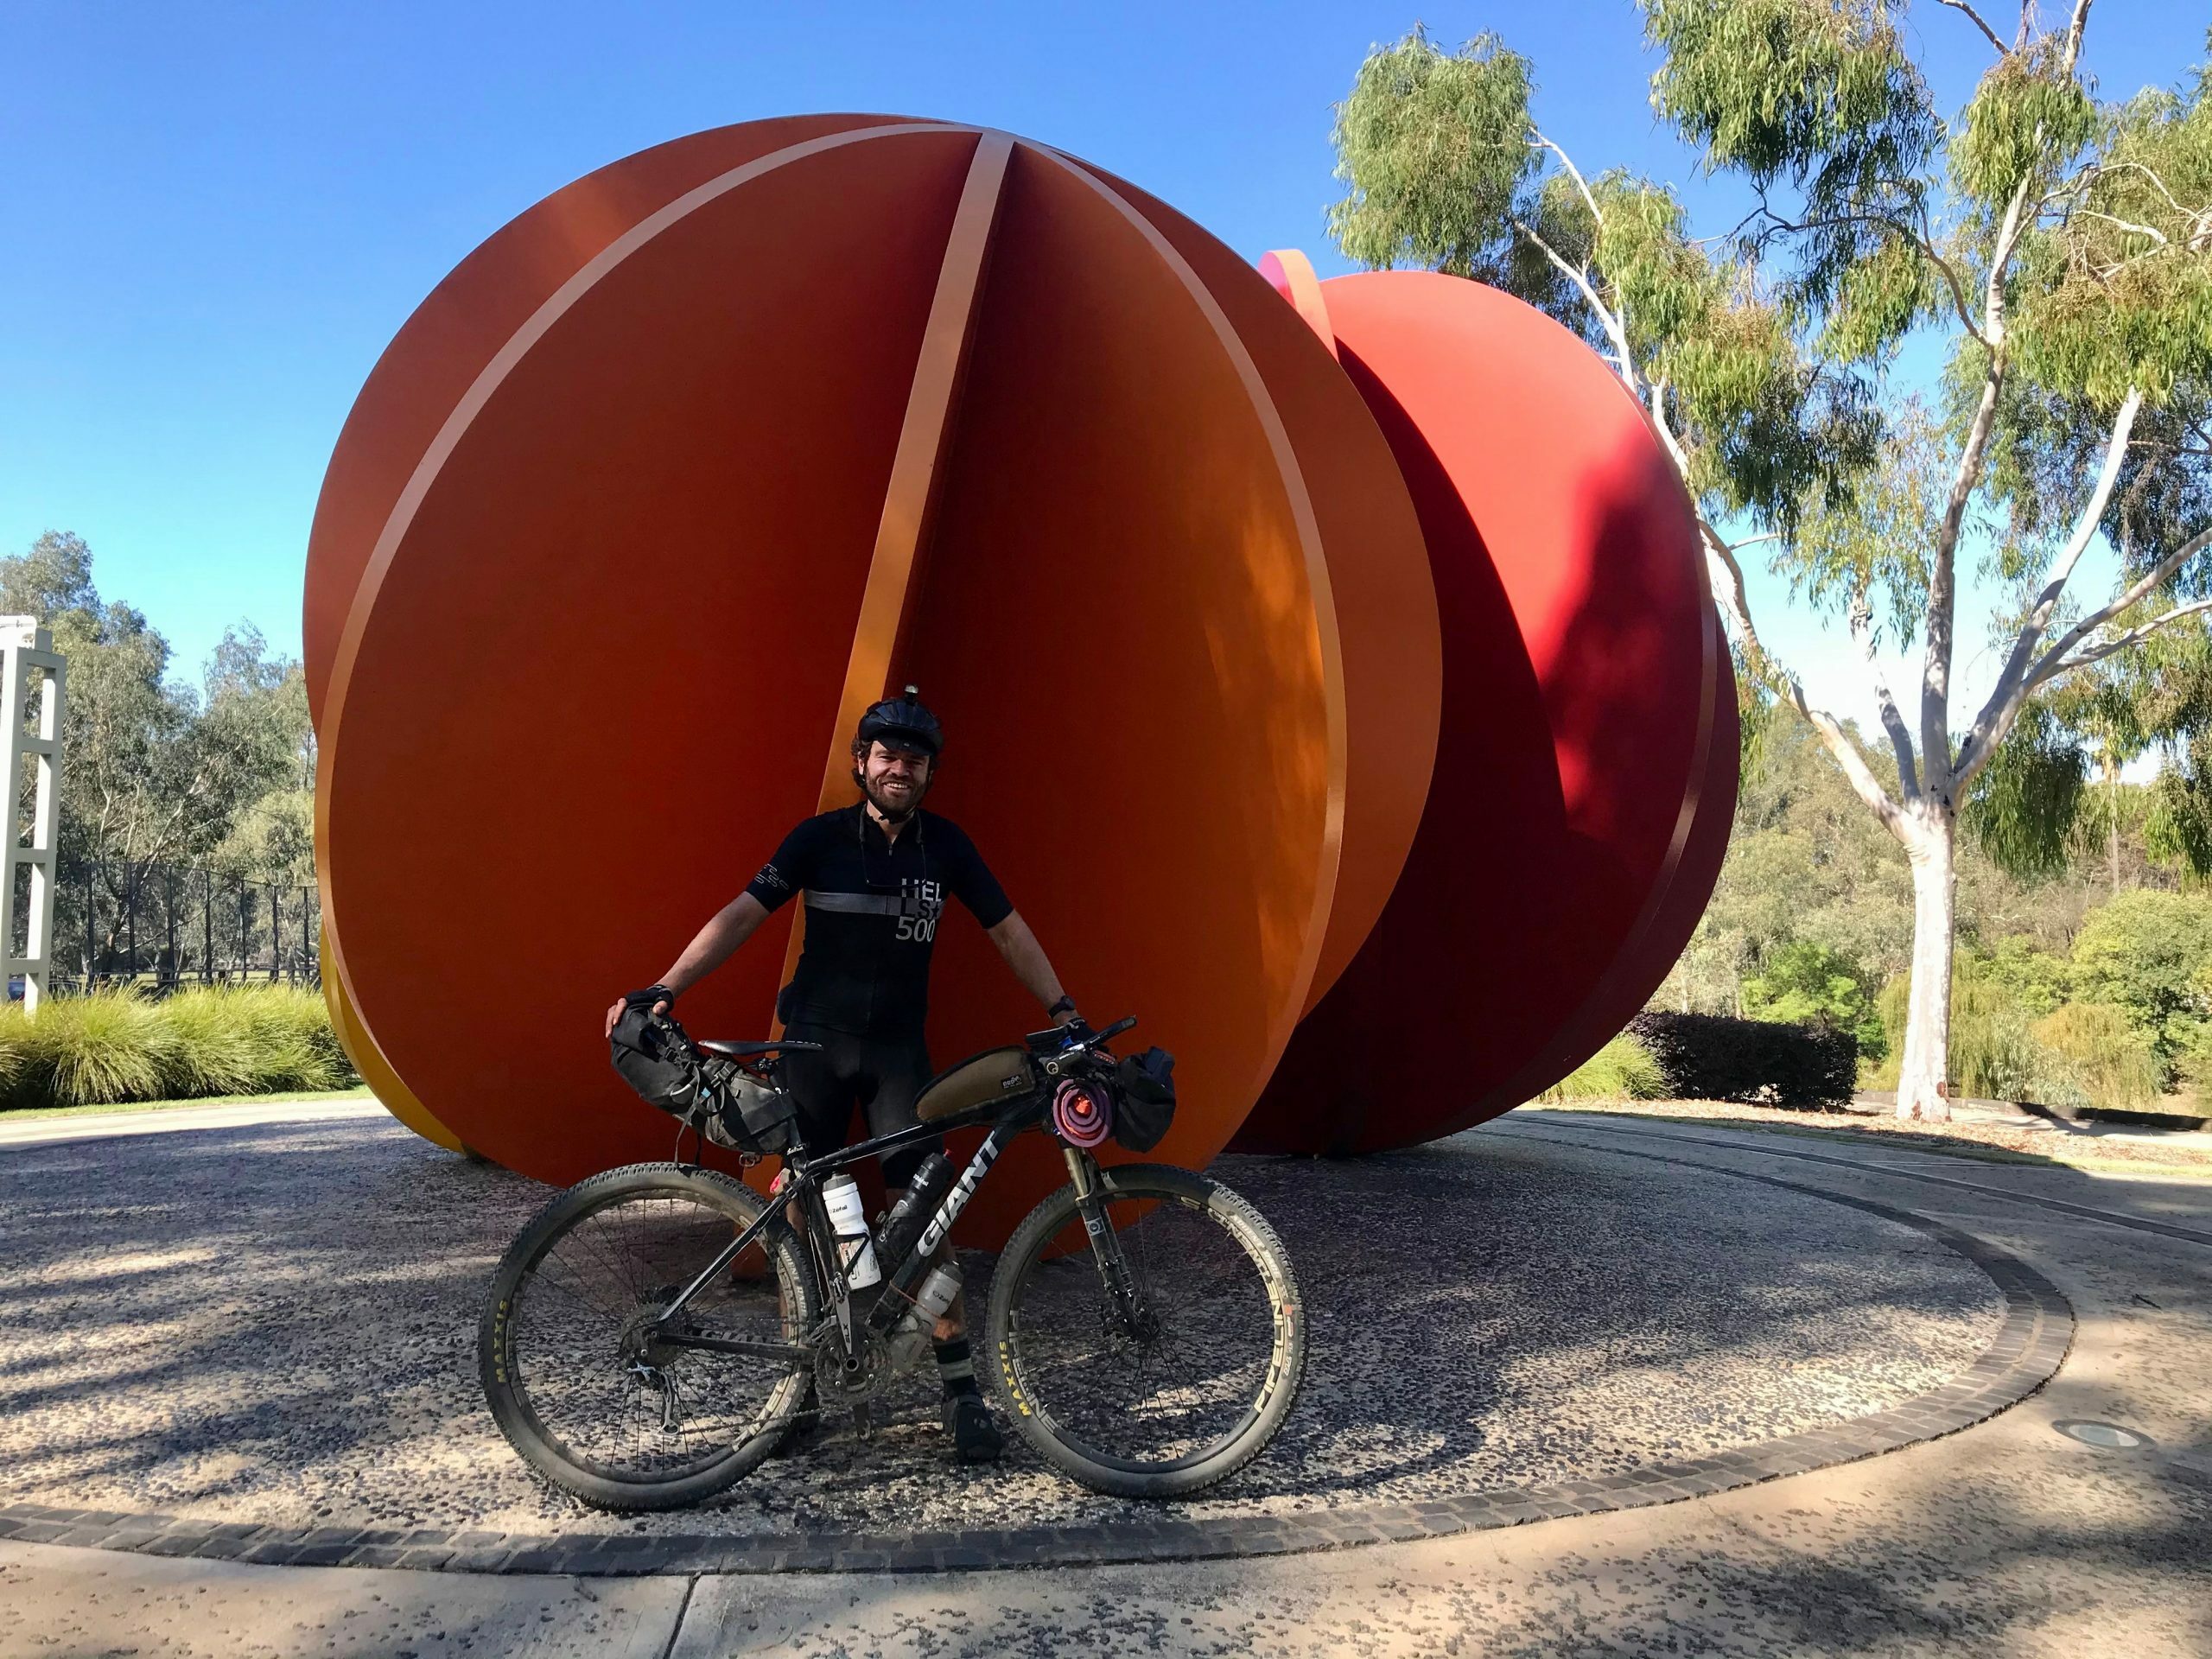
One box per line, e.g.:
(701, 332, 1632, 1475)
(0, 1117, 2000, 1538)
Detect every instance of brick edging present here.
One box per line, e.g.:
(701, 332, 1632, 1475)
(0, 1150, 2073, 1577)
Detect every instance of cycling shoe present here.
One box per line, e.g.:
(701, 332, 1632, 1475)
(942, 1390, 1002, 1465)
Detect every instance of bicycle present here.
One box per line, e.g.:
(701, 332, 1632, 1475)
(478, 1015, 1306, 1509)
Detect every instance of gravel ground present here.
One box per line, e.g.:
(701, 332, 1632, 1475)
(0, 1117, 2001, 1538)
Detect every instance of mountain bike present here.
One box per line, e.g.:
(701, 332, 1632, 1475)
(478, 1017, 1305, 1509)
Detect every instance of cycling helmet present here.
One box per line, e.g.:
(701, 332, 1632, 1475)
(854, 686, 943, 759)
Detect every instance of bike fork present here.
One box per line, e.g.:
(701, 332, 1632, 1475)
(1063, 1147, 1153, 1338)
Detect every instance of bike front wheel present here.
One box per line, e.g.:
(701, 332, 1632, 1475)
(985, 1162, 1305, 1498)
(479, 1162, 817, 1511)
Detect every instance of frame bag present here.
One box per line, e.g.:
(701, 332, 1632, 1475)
(1111, 1046, 1178, 1152)
(608, 1007, 797, 1157)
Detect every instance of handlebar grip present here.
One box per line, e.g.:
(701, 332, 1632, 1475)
(1095, 1015, 1138, 1043)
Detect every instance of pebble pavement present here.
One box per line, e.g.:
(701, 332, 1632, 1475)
(0, 1118, 2001, 1541)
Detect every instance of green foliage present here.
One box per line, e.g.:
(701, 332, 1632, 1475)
(1741, 938, 1887, 1059)
(0, 986, 354, 1109)
(4, 992, 181, 1106)
(1643, 0, 1935, 207)
(2029, 1001, 2165, 1111)
(1540, 1033, 1666, 1101)
(1327, 28, 1537, 280)
(1870, 956, 2088, 1109)
(1978, 936, 2070, 1018)
(2068, 888, 2212, 1076)
(1784, 403, 1940, 644)
(1952, 39, 2099, 208)
(2, 534, 316, 969)
(1964, 700, 2089, 878)
(2149, 730, 2212, 876)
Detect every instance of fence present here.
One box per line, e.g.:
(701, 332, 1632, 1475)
(38, 859, 321, 995)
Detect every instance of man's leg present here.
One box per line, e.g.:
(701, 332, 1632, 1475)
(867, 1036, 1001, 1465)
(767, 1028, 858, 1451)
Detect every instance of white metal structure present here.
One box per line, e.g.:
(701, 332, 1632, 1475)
(0, 618, 65, 1014)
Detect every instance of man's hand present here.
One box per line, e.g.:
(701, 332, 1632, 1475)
(605, 985, 674, 1039)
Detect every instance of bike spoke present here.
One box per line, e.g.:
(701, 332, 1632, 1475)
(505, 1188, 804, 1484)
(1004, 1187, 1281, 1471)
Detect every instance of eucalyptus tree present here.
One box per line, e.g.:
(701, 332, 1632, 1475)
(1331, 4, 2212, 1118)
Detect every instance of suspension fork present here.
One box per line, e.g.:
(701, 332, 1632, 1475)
(1063, 1147, 1155, 1339)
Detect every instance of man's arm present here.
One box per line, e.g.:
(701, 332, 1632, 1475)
(601, 893, 772, 1036)
(985, 910, 1080, 1026)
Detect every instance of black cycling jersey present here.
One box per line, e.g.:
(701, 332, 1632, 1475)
(746, 804, 1013, 1037)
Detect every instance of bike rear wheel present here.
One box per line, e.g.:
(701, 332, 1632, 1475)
(479, 1162, 817, 1510)
(985, 1163, 1305, 1497)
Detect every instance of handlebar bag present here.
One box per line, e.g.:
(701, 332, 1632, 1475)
(609, 1007, 796, 1157)
(1111, 1046, 1178, 1152)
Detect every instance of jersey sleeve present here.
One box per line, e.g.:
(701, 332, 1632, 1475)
(942, 824, 1014, 929)
(744, 819, 817, 913)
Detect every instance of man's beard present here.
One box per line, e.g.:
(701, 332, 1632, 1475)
(855, 768, 930, 824)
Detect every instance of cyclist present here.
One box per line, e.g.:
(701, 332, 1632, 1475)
(603, 687, 1084, 1464)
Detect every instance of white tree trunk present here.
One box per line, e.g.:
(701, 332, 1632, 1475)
(1896, 806, 1957, 1122)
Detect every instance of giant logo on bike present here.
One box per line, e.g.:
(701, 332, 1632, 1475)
(305, 117, 1732, 1243)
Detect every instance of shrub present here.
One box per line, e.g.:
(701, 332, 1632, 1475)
(1868, 958, 2090, 1109)
(1540, 1033, 1666, 1102)
(160, 987, 268, 1097)
(0, 984, 357, 1109)
(2029, 1003, 2164, 1112)
(1742, 939, 1888, 1061)
(1979, 938, 2069, 1020)
(1628, 1011, 1858, 1108)
(10, 989, 182, 1106)
(2069, 890, 2212, 1083)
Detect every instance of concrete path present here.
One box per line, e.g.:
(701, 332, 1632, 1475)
(0, 1097, 385, 1148)
(2, 1109, 2206, 1657)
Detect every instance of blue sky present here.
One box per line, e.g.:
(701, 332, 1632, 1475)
(3, 1, 2202, 734)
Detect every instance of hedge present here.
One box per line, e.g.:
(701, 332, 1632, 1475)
(0, 985, 357, 1109)
(1628, 1011, 1858, 1109)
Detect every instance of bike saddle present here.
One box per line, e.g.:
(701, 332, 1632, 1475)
(697, 1037, 823, 1058)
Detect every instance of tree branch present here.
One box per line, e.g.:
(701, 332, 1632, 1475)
(1853, 597, 1922, 801)
(2072, 209, 2171, 247)
(1928, 168, 2040, 790)
(2043, 596, 2212, 677)
(1740, 201, 1986, 345)
(1514, 219, 1635, 378)
(2062, 0, 2094, 73)
(1936, 0, 2009, 57)
(2024, 522, 2212, 693)
(1681, 504, 1912, 836)
(1531, 132, 1608, 240)
(1955, 388, 2143, 784)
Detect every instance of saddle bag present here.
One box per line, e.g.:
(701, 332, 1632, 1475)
(1110, 1046, 1178, 1153)
(608, 1007, 798, 1157)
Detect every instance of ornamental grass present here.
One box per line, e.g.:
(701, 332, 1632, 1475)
(0, 984, 356, 1109)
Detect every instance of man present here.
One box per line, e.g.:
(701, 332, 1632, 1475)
(603, 687, 1084, 1463)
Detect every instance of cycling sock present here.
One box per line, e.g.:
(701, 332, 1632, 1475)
(935, 1338, 978, 1398)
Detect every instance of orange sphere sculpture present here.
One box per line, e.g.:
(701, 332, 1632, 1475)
(308, 117, 1731, 1234)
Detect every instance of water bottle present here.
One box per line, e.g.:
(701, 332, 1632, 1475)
(820, 1174, 881, 1289)
(874, 1153, 955, 1276)
(881, 1263, 963, 1374)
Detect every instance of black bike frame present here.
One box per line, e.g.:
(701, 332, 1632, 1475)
(654, 1090, 1049, 1364)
